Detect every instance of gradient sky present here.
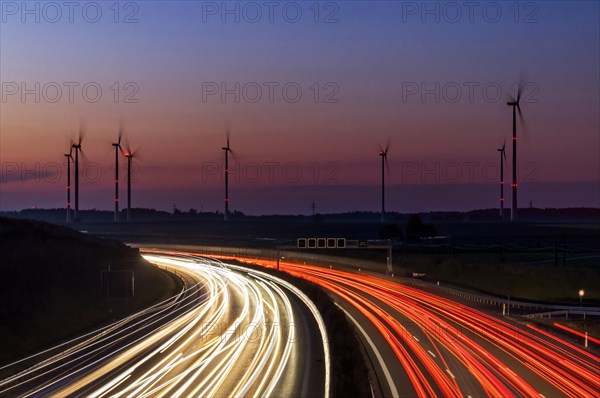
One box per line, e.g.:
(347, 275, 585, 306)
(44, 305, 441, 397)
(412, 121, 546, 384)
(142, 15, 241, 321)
(1, 1, 599, 214)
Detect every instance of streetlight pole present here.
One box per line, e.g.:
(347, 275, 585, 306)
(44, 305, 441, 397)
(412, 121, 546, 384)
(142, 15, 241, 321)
(579, 289, 584, 307)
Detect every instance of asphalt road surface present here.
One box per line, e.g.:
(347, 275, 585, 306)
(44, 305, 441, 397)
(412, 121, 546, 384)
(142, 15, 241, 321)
(144, 248, 599, 398)
(0, 254, 329, 398)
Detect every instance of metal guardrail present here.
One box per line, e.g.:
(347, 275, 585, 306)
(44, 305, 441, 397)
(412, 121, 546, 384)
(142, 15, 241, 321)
(137, 244, 600, 315)
(523, 310, 600, 319)
(399, 277, 600, 314)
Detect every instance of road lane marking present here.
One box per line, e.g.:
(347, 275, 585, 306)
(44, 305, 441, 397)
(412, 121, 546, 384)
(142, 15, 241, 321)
(427, 350, 436, 358)
(225, 263, 331, 398)
(334, 303, 400, 398)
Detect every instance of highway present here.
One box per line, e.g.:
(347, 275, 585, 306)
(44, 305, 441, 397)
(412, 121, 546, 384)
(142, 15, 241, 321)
(0, 254, 329, 398)
(3, 246, 597, 398)
(291, 265, 599, 397)
(144, 249, 599, 398)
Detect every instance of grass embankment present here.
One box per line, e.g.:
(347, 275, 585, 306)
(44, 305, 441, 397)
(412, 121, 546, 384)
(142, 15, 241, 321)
(260, 248, 599, 305)
(0, 217, 182, 366)
(399, 254, 600, 305)
(226, 260, 371, 398)
(90, 219, 600, 304)
(138, 242, 600, 305)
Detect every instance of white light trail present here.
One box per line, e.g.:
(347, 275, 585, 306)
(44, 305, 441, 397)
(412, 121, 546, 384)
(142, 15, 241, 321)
(1, 253, 329, 398)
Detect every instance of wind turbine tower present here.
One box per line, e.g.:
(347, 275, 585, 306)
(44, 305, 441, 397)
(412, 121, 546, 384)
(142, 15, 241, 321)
(506, 80, 526, 222)
(64, 147, 73, 222)
(379, 141, 390, 223)
(112, 125, 123, 222)
(222, 128, 232, 222)
(497, 143, 506, 219)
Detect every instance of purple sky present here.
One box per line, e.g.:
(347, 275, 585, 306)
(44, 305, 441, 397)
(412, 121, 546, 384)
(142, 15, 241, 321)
(1, 1, 599, 214)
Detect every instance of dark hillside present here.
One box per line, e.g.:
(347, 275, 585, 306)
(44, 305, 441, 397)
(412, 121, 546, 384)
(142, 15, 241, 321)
(0, 217, 181, 365)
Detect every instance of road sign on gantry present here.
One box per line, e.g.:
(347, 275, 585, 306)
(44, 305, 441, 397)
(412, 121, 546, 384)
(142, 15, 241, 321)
(297, 237, 347, 248)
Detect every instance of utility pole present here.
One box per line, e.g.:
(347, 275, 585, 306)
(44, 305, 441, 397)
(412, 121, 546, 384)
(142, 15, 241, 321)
(386, 241, 393, 274)
(277, 248, 280, 271)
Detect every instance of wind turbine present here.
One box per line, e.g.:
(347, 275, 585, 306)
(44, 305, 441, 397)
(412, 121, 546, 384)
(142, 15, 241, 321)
(71, 123, 85, 221)
(124, 144, 137, 223)
(497, 142, 507, 219)
(112, 123, 124, 222)
(222, 127, 232, 222)
(64, 145, 73, 222)
(507, 79, 527, 221)
(379, 140, 390, 223)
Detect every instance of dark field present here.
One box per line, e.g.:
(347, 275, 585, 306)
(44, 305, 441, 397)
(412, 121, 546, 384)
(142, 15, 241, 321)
(78, 218, 600, 304)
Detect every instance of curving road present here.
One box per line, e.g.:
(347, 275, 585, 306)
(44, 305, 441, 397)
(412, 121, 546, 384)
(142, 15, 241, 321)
(0, 254, 329, 398)
(279, 261, 600, 398)
(148, 249, 599, 398)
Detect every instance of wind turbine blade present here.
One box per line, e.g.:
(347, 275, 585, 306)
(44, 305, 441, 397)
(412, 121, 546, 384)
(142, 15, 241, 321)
(516, 69, 528, 103)
(385, 137, 391, 153)
(78, 119, 87, 145)
(79, 146, 90, 165)
(385, 154, 391, 176)
(118, 120, 125, 145)
(517, 105, 529, 136)
(229, 147, 244, 163)
(131, 146, 142, 160)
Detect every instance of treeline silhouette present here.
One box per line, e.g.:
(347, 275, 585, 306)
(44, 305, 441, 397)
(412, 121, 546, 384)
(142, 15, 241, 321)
(1, 207, 598, 224)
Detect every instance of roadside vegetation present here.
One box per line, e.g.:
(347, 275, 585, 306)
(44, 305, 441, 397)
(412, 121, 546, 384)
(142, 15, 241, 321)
(398, 254, 600, 304)
(275, 248, 600, 305)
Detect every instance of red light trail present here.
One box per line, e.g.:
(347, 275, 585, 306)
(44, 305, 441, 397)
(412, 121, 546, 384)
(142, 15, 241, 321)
(141, 249, 600, 397)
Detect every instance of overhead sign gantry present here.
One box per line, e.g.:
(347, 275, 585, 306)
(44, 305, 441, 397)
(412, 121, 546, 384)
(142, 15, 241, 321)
(284, 238, 393, 274)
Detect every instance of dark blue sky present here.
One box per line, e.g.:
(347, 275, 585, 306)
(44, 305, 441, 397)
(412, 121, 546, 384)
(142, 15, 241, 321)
(1, 1, 598, 214)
